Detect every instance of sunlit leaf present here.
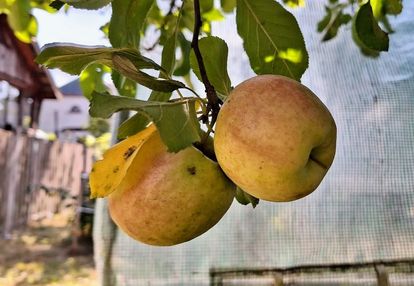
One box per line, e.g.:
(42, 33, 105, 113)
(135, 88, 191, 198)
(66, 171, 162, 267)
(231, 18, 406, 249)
(90, 91, 201, 152)
(7, 0, 38, 42)
(203, 8, 224, 22)
(236, 0, 308, 81)
(370, 0, 383, 19)
(190, 36, 232, 98)
(201, 21, 211, 34)
(79, 64, 109, 100)
(14, 15, 38, 43)
(278, 48, 303, 64)
(109, 0, 153, 48)
(100, 22, 110, 37)
(90, 125, 156, 198)
(8, 0, 31, 31)
(283, 0, 305, 8)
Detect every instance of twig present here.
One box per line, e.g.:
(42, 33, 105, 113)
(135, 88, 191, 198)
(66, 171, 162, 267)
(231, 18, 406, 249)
(183, 87, 207, 104)
(144, 0, 177, 51)
(191, 0, 221, 127)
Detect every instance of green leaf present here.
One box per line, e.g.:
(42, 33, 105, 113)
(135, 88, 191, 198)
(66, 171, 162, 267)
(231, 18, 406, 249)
(90, 92, 201, 152)
(236, 0, 308, 81)
(220, 0, 236, 13)
(235, 187, 259, 208)
(180, 0, 195, 32)
(201, 0, 214, 12)
(8, 0, 30, 32)
(13, 15, 38, 43)
(283, 0, 305, 8)
(147, 2, 163, 26)
(370, 0, 383, 19)
(7, 0, 38, 43)
(117, 113, 149, 139)
(317, 5, 352, 42)
(120, 29, 179, 139)
(174, 33, 191, 76)
(59, 0, 111, 9)
(112, 71, 137, 98)
(190, 36, 232, 98)
(202, 8, 225, 22)
(79, 64, 109, 100)
(49, 0, 65, 10)
(112, 54, 184, 92)
(36, 44, 162, 75)
(109, 0, 153, 48)
(159, 32, 177, 78)
(354, 2, 389, 52)
(37, 44, 184, 92)
(351, 20, 380, 58)
(118, 12, 185, 140)
(384, 0, 402, 15)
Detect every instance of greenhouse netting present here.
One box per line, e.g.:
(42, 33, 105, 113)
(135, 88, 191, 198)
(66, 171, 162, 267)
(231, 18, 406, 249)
(93, 2, 414, 285)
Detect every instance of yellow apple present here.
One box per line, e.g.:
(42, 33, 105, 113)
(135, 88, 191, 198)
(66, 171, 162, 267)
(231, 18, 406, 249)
(108, 128, 235, 246)
(214, 75, 337, 202)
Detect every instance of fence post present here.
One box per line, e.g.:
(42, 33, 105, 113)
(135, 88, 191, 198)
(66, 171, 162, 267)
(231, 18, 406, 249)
(69, 142, 87, 254)
(2, 135, 24, 239)
(375, 264, 390, 286)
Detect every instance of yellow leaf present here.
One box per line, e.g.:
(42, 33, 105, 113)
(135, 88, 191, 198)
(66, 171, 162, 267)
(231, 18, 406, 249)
(89, 125, 156, 198)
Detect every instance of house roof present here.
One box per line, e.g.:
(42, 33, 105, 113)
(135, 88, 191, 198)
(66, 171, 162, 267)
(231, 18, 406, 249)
(60, 79, 83, 96)
(0, 14, 62, 100)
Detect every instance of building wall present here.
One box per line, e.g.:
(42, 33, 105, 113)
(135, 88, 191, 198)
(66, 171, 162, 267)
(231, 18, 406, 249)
(39, 97, 90, 133)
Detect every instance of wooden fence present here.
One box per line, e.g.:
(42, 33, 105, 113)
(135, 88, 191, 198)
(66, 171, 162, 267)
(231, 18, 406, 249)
(0, 129, 94, 238)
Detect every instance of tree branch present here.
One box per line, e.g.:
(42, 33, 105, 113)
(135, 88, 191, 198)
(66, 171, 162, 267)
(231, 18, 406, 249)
(191, 0, 221, 127)
(144, 0, 176, 51)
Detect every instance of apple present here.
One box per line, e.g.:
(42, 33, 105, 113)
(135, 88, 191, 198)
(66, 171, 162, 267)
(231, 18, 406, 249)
(214, 75, 336, 202)
(108, 128, 235, 246)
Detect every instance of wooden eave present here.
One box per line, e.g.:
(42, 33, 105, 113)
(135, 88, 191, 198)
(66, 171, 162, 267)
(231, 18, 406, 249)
(0, 14, 62, 100)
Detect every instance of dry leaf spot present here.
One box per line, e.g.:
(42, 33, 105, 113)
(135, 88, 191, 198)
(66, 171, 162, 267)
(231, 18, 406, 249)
(123, 146, 138, 160)
(187, 166, 196, 175)
(113, 166, 120, 173)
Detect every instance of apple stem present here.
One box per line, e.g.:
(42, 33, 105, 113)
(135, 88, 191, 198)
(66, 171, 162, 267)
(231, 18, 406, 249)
(191, 0, 221, 129)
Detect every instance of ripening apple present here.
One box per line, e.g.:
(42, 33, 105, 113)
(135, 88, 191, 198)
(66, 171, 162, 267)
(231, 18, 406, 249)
(214, 75, 337, 202)
(108, 128, 235, 246)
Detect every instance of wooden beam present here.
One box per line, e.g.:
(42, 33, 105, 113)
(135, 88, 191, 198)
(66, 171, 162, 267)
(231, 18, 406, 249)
(29, 96, 42, 129)
(375, 264, 390, 286)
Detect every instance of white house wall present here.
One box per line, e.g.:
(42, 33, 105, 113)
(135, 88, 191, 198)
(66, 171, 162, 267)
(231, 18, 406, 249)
(39, 97, 90, 133)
